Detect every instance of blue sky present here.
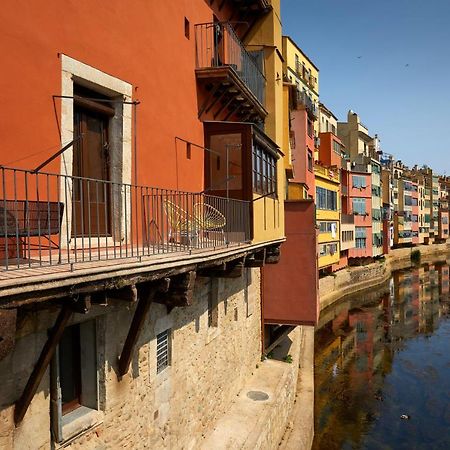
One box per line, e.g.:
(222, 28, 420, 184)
(281, 0, 450, 174)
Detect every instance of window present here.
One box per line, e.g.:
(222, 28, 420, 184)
(333, 140, 341, 155)
(318, 221, 338, 233)
(156, 329, 171, 374)
(373, 233, 383, 247)
(352, 175, 366, 189)
(51, 320, 100, 443)
(307, 119, 313, 138)
(307, 150, 313, 172)
(355, 227, 367, 248)
(342, 230, 354, 242)
(319, 243, 338, 257)
(355, 238, 366, 248)
(352, 198, 366, 215)
(372, 209, 381, 221)
(252, 141, 277, 197)
(316, 187, 337, 210)
(184, 17, 190, 39)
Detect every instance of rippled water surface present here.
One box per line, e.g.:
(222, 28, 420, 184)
(313, 263, 450, 450)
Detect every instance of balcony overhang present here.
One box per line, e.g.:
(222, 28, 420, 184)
(0, 238, 284, 309)
(196, 66, 267, 122)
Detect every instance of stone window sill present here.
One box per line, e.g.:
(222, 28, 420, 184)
(58, 406, 103, 444)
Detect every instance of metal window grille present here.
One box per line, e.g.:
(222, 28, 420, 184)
(156, 329, 170, 374)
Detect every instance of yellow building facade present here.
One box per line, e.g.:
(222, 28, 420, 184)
(246, 0, 286, 243)
(315, 165, 341, 269)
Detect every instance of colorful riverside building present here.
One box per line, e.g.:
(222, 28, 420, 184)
(342, 162, 373, 262)
(393, 177, 419, 246)
(315, 164, 341, 273)
(380, 158, 394, 252)
(409, 167, 433, 243)
(317, 103, 348, 271)
(0, 2, 310, 448)
(263, 32, 319, 327)
(281, 35, 319, 200)
(338, 111, 383, 261)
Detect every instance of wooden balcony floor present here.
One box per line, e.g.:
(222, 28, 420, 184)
(0, 238, 279, 304)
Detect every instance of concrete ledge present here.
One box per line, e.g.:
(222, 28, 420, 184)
(279, 326, 314, 450)
(200, 327, 301, 450)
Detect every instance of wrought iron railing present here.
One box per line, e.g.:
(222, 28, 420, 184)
(195, 22, 265, 106)
(295, 89, 318, 119)
(0, 167, 251, 271)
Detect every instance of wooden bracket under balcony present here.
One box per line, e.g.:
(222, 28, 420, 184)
(106, 284, 138, 304)
(0, 308, 17, 361)
(154, 271, 197, 313)
(69, 293, 92, 314)
(198, 258, 244, 278)
(245, 249, 266, 267)
(265, 245, 281, 264)
(196, 66, 267, 122)
(117, 278, 170, 377)
(14, 305, 73, 425)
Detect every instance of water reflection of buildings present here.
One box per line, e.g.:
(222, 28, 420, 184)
(313, 263, 449, 450)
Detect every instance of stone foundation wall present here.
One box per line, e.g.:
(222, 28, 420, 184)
(0, 268, 263, 449)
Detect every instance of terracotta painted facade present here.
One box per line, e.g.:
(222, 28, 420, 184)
(263, 200, 318, 325)
(346, 171, 373, 259)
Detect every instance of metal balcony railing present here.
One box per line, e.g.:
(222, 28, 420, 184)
(0, 167, 251, 271)
(195, 22, 265, 106)
(293, 89, 318, 118)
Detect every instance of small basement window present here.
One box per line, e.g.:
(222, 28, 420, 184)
(156, 329, 171, 374)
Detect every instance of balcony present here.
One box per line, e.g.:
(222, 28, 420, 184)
(293, 89, 318, 120)
(195, 22, 267, 122)
(0, 167, 260, 298)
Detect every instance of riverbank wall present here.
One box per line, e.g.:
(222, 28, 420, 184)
(319, 242, 450, 311)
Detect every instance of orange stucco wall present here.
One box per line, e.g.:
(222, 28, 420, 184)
(318, 132, 342, 168)
(263, 200, 318, 325)
(0, 0, 234, 192)
(290, 109, 315, 196)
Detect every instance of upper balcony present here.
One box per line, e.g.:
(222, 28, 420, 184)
(292, 88, 318, 120)
(195, 22, 267, 123)
(0, 166, 285, 307)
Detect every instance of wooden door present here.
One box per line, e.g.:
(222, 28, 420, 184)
(72, 107, 111, 237)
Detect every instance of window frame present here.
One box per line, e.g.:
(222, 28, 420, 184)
(50, 318, 103, 444)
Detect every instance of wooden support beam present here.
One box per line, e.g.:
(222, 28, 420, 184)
(204, 85, 228, 115)
(107, 284, 138, 303)
(117, 279, 169, 377)
(198, 259, 244, 278)
(224, 100, 244, 121)
(265, 245, 281, 264)
(245, 249, 266, 267)
(155, 271, 197, 313)
(213, 93, 236, 119)
(264, 325, 296, 355)
(0, 309, 17, 361)
(14, 305, 72, 426)
(198, 83, 223, 118)
(70, 294, 91, 314)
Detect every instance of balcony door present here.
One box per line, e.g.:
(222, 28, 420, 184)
(72, 96, 113, 238)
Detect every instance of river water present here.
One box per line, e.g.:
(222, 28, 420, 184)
(313, 262, 450, 450)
